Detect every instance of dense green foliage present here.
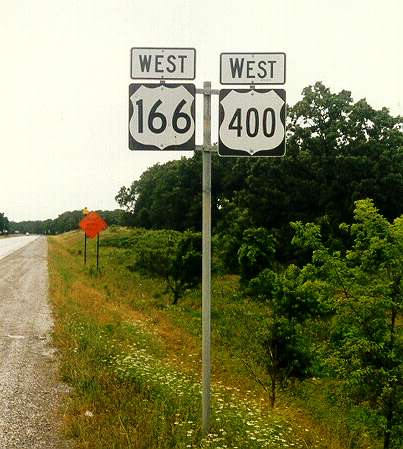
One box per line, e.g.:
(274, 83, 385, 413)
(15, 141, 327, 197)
(237, 227, 276, 285)
(291, 199, 403, 448)
(116, 156, 204, 231)
(128, 229, 202, 304)
(247, 264, 327, 407)
(116, 82, 403, 268)
(0, 212, 9, 233)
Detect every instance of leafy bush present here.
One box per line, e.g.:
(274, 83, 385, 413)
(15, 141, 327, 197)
(261, 317, 312, 407)
(292, 199, 403, 449)
(100, 228, 147, 248)
(237, 227, 276, 285)
(247, 265, 323, 407)
(133, 230, 202, 304)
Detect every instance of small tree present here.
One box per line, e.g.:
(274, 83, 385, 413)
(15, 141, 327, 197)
(168, 231, 202, 304)
(238, 227, 276, 285)
(247, 265, 325, 407)
(215, 202, 254, 273)
(258, 316, 311, 408)
(133, 230, 202, 304)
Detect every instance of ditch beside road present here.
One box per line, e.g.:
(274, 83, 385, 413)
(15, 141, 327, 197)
(0, 236, 70, 449)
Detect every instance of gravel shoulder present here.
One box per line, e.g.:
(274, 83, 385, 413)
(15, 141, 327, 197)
(0, 237, 71, 449)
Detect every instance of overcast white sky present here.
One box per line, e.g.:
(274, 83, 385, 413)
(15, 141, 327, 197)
(1, 0, 402, 221)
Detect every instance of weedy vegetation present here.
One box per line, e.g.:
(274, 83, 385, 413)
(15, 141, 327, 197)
(49, 231, 331, 449)
(49, 202, 402, 449)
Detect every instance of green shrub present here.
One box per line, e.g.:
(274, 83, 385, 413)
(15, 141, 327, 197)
(133, 229, 202, 304)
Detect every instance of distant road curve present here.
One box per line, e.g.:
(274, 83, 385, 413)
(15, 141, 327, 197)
(0, 235, 40, 261)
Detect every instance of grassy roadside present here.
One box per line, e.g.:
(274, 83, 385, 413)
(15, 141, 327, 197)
(48, 230, 352, 449)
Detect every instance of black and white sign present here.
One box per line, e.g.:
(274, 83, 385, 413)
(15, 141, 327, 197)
(220, 53, 286, 85)
(218, 89, 286, 157)
(129, 84, 195, 151)
(131, 48, 196, 80)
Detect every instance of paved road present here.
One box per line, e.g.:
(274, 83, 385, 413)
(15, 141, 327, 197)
(0, 237, 70, 448)
(0, 235, 40, 261)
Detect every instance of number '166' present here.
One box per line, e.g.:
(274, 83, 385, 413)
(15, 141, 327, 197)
(135, 99, 192, 134)
(228, 107, 275, 138)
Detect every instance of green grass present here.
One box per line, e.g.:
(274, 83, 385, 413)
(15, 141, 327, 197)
(48, 228, 378, 449)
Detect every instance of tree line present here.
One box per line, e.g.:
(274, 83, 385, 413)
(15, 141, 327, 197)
(0, 213, 9, 233)
(6, 209, 129, 235)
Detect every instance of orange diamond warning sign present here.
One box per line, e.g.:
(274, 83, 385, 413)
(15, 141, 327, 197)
(79, 211, 108, 239)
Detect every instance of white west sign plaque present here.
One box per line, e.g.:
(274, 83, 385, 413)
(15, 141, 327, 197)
(131, 48, 196, 80)
(220, 52, 286, 85)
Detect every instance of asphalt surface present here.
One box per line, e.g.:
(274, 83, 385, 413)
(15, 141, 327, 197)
(0, 237, 71, 448)
(0, 235, 39, 261)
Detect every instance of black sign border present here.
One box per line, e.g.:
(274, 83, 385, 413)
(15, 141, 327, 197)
(129, 83, 196, 151)
(130, 47, 196, 80)
(220, 52, 286, 85)
(218, 88, 286, 157)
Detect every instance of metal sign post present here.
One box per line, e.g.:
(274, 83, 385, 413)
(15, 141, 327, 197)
(202, 81, 212, 436)
(83, 207, 89, 265)
(128, 49, 214, 434)
(128, 47, 286, 438)
(84, 234, 87, 265)
(96, 233, 100, 271)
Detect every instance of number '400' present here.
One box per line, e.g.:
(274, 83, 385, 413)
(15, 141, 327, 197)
(135, 99, 191, 134)
(229, 107, 275, 138)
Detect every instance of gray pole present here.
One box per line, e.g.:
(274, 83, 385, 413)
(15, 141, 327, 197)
(202, 81, 212, 436)
(84, 234, 87, 265)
